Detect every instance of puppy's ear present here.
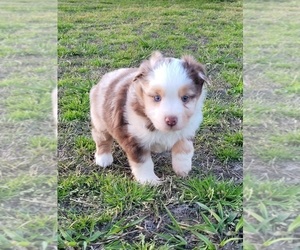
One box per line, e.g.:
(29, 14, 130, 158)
(133, 62, 148, 82)
(198, 71, 209, 84)
(133, 51, 164, 85)
(133, 59, 151, 98)
(181, 55, 209, 84)
(133, 79, 144, 100)
(134, 52, 162, 82)
(149, 51, 163, 67)
(133, 72, 144, 82)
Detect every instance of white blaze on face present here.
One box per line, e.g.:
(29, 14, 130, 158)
(143, 59, 198, 132)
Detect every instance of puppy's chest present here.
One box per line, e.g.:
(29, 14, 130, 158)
(146, 132, 180, 152)
(129, 125, 183, 152)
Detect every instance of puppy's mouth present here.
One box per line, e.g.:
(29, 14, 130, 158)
(159, 124, 183, 132)
(167, 126, 182, 131)
(147, 122, 182, 132)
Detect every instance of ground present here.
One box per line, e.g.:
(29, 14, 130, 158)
(58, 0, 243, 249)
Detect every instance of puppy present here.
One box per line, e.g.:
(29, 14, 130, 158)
(90, 51, 207, 185)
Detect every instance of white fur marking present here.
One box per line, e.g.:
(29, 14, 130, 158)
(151, 59, 190, 90)
(130, 157, 161, 185)
(172, 152, 193, 176)
(95, 153, 113, 168)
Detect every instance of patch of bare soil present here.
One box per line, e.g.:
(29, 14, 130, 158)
(244, 78, 300, 184)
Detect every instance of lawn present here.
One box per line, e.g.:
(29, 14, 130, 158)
(58, 0, 243, 249)
(0, 0, 57, 248)
(244, 1, 300, 249)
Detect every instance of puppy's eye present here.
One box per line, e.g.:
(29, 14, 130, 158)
(153, 95, 161, 102)
(181, 95, 190, 103)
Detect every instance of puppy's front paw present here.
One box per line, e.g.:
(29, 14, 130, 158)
(135, 174, 162, 185)
(130, 158, 161, 185)
(95, 153, 113, 167)
(172, 153, 192, 177)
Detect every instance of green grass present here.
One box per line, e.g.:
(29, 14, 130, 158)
(244, 176, 300, 249)
(58, 175, 242, 249)
(244, 1, 300, 249)
(58, 0, 242, 248)
(0, 0, 57, 248)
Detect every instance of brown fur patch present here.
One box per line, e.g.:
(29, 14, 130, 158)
(172, 139, 193, 155)
(181, 55, 206, 97)
(120, 134, 147, 163)
(145, 86, 165, 98)
(103, 75, 130, 130)
(179, 84, 199, 99)
(146, 122, 156, 132)
(96, 135, 113, 155)
(131, 97, 145, 118)
(101, 69, 149, 163)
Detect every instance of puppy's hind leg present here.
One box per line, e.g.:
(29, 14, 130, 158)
(92, 128, 114, 167)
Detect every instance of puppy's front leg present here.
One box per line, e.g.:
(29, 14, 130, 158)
(127, 151, 160, 185)
(171, 139, 194, 177)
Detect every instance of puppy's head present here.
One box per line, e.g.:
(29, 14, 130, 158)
(133, 51, 208, 132)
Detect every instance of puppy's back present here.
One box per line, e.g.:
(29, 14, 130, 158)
(90, 68, 138, 131)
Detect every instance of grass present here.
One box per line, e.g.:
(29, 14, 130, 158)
(0, 0, 57, 248)
(244, 1, 300, 249)
(244, 176, 300, 249)
(58, 0, 242, 248)
(58, 174, 242, 249)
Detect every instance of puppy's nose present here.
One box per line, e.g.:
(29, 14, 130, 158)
(165, 116, 178, 127)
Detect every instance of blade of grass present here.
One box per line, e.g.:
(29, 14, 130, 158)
(190, 230, 216, 250)
(244, 209, 265, 223)
(220, 237, 242, 247)
(263, 237, 297, 247)
(196, 202, 221, 223)
(163, 204, 183, 234)
(288, 215, 300, 233)
(235, 217, 243, 233)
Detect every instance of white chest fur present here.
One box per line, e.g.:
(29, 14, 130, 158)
(127, 110, 202, 152)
